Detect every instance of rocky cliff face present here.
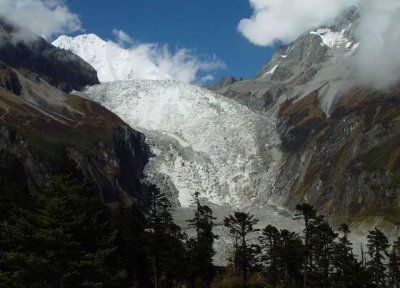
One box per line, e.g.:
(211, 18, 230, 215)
(211, 7, 359, 114)
(0, 22, 148, 207)
(210, 7, 400, 236)
(0, 19, 99, 92)
(276, 87, 400, 234)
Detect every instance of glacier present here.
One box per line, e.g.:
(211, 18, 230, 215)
(79, 80, 282, 209)
(79, 79, 301, 264)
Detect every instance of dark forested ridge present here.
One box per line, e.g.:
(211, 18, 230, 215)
(1, 176, 399, 288)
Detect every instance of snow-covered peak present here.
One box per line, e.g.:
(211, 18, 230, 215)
(53, 33, 225, 84)
(53, 34, 105, 47)
(53, 33, 154, 82)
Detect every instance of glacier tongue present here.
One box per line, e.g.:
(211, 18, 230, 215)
(79, 80, 281, 208)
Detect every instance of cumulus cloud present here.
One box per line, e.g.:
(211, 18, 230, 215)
(144, 45, 225, 83)
(0, 0, 81, 41)
(353, 0, 400, 88)
(109, 34, 226, 83)
(238, 0, 357, 46)
(108, 32, 226, 83)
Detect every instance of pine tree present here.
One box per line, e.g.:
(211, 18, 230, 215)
(224, 211, 260, 287)
(367, 228, 390, 288)
(186, 192, 218, 287)
(331, 224, 364, 288)
(259, 224, 280, 287)
(112, 204, 152, 288)
(147, 184, 186, 288)
(388, 237, 400, 288)
(0, 175, 123, 288)
(278, 229, 304, 288)
(308, 216, 337, 288)
(295, 203, 317, 288)
(148, 184, 164, 288)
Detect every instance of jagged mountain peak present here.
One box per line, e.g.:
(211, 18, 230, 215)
(210, 7, 361, 116)
(54, 33, 107, 48)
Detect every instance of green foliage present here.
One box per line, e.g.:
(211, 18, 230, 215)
(111, 205, 152, 288)
(14, 124, 114, 161)
(224, 212, 260, 287)
(0, 175, 124, 288)
(331, 224, 362, 287)
(308, 216, 338, 287)
(260, 226, 304, 288)
(211, 268, 243, 288)
(1, 175, 399, 288)
(0, 152, 30, 219)
(367, 228, 390, 287)
(388, 237, 400, 288)
(147, 184, 187, 288)
(186, 192, 218, 287)
(354, 133, 400, 173)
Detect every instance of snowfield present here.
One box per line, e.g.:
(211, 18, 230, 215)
(80, 80, 281, 208)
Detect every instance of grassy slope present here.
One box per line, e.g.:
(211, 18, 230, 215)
(0, 83, 123, 159)
(279, 87, 400, 230)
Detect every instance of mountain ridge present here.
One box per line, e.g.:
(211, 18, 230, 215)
(45, 6, 400, 237)
(0, 20, 149, 208)
(209, 6, 400, 237)
(0, 19, 100, 92)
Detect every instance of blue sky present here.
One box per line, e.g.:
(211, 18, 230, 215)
(66, 0, 276, 81)
(5, 0, 383, 84)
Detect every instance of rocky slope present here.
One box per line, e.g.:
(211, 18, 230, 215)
(0, 20, 148, 207)
(210, 7, 400, 237)
(0, 19, 99, 92)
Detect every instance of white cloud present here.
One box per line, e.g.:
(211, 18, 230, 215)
(0, 0, 81, 41)
(239, 0, 400, 88)
(112, 29, 133, 46)
(238, 0, 357, 46)
(147, 45, 225, 83)
(201, 74, 215, 83)
(113, 37, 226, 84)
(353, 0, 400, 88)
(53, 32, 226, 84)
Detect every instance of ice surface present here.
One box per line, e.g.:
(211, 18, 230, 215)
(80, 80, 281, 208)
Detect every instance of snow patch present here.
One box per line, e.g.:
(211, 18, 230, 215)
(264, 62, 281, 75)
(310, 28, 349, 48)
(345, 42, 360, 57)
